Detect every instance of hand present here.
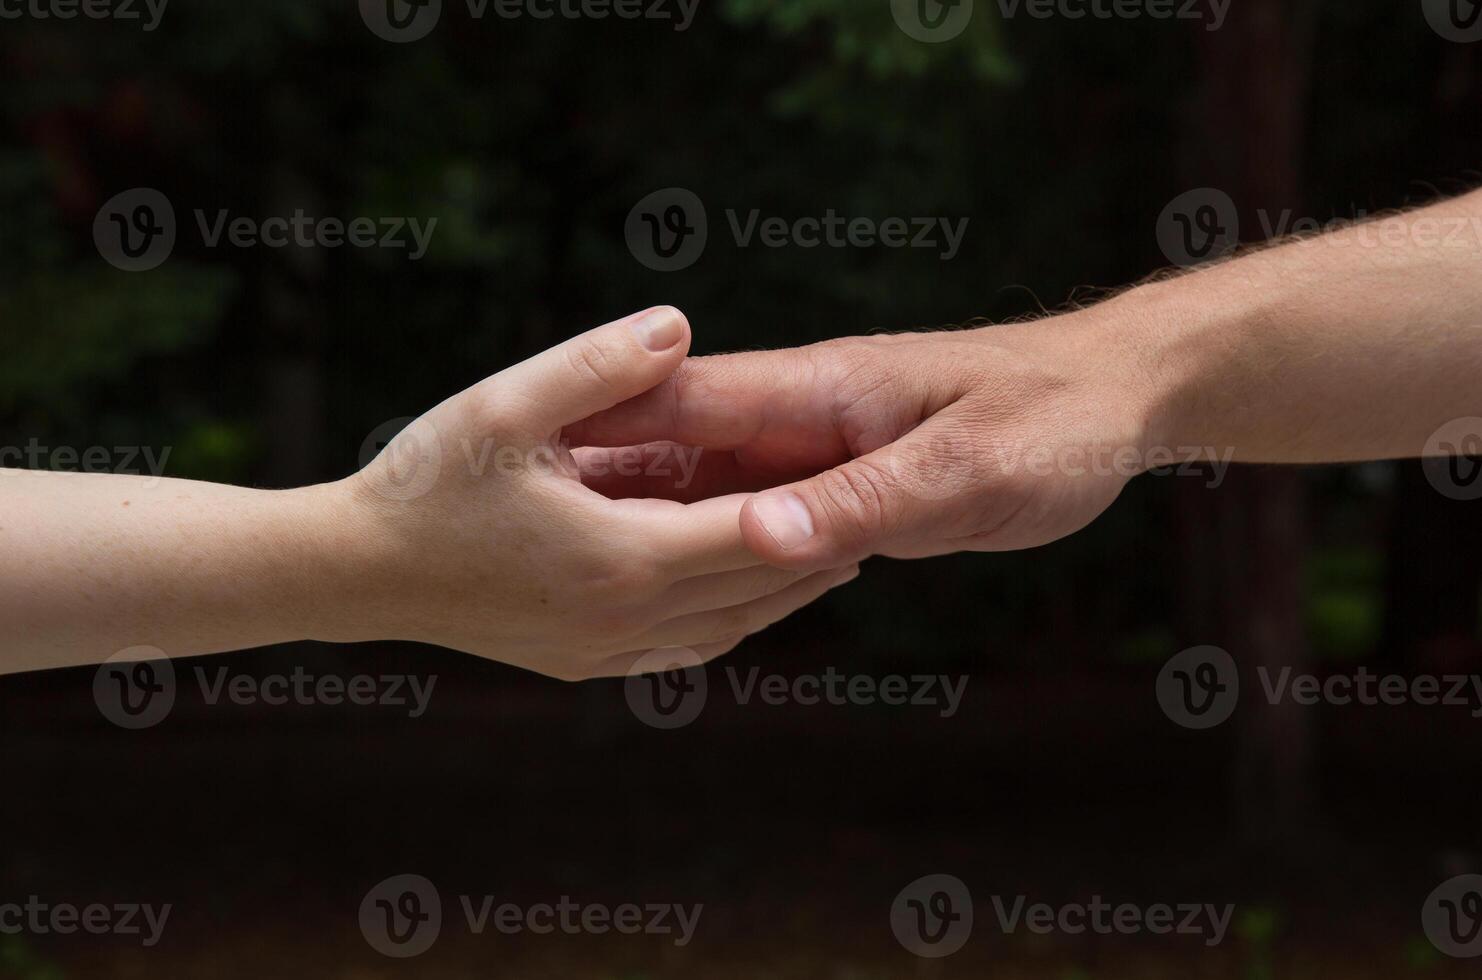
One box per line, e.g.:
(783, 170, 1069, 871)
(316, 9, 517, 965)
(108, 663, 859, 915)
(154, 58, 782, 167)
(567, 304, 1157, 571)
(338, 307, 858, 679)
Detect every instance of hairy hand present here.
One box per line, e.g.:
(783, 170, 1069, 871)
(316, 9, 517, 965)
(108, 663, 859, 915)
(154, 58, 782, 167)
(568, 305, 1160, 571)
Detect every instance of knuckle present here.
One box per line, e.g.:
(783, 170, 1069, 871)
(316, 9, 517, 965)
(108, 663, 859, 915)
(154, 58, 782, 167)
(564, 339, 623, 394)
(814, 461, 895, 539)
(462, 383, 527, 442)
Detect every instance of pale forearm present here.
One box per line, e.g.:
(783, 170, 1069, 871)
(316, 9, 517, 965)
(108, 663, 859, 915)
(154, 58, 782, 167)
(1122, 189, 1482, 463)
(1, 309, 840, 681)
(0, 470, 361, 674)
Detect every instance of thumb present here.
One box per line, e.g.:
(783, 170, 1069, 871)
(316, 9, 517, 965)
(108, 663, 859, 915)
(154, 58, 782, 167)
(498, 307, 690, 434)
(739, 417, 972, 569)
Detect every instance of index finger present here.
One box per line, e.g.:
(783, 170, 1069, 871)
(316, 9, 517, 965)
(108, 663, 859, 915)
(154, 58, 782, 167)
(561, 348, 826, 449)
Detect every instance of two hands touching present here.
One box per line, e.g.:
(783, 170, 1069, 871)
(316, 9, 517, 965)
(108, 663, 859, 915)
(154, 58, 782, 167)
(7, 188, 1482, 677)
(351, 300, 1142, 680)
(3, 300, 1127, 679)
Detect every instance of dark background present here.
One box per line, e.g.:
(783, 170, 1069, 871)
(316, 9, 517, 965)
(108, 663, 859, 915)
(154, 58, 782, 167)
(3, 0, 1482, 975)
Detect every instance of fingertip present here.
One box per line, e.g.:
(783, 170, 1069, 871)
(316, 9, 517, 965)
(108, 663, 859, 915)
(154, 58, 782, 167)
(630, 305, 690, 354)
(740, 492, 825, 570)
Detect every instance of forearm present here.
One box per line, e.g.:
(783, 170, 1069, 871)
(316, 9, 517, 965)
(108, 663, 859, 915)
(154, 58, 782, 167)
(1115, 189, 1482, 463)
(0, 470, 364, 674)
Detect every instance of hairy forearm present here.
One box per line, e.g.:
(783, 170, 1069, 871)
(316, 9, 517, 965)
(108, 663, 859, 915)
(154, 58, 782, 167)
(1114, 189, 1482, 463)
(0, 470, 361, 674)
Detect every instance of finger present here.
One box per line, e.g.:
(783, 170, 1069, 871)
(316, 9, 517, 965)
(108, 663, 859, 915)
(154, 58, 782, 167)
(493, 307, 691, 435)
(561, 348, 846, 459)
(633, 565, 859, 649)
(575, 443, 820, 502)
(650, 564, 817, 619)
(586, 637, 747, 680)
(613, 493, 763, 576)
(739, 414, 980, 571)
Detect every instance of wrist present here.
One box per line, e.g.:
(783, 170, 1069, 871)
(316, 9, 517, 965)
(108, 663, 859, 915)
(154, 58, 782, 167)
(1086, 274, 1251, 463)
(270, 479, 392, 645)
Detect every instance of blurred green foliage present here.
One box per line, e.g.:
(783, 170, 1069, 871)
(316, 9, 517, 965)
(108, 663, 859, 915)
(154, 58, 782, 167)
(0, 936, 62, 980)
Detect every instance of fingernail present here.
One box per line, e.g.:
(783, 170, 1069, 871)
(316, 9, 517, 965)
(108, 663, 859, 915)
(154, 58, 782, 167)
(752, 492, 815, 551)
(631, 307, 685, 352)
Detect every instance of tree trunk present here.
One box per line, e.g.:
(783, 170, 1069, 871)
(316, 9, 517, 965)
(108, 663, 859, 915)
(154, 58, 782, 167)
(1183, 0, 1321, 848)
